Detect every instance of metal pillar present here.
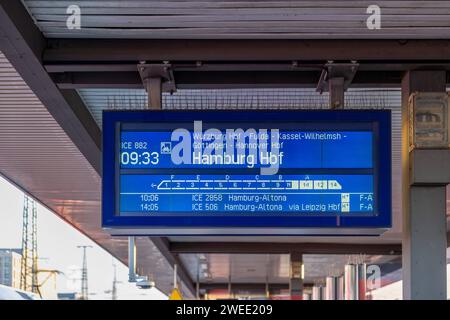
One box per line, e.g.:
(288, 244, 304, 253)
(147, 77, 162, 109)
(128, 236, 137, 282)
(344, 264, 357, 300)
(325, 276, 338, 300)
(77, 245, 92, 300)
(289, 252, 303, 299)
(196, 281, 200, 300)
(316, 62, 358, 109)
(265, 279, 270, 299)
(401, 70, 448, 300)
(343, 263, 367, 300)
(337, 275, 345, 300)
(111, 263, 118, 300)
(329, 77, 345, 109)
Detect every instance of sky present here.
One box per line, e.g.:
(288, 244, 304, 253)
(0, 175, 167, 300)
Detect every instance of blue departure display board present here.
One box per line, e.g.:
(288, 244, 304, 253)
(102, 111, 391, 235)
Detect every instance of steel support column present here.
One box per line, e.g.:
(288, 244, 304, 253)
(170, 242, 402, 255)
(0, 0, 101, 172)
(406, 186, 447, 299)
(401, 70, 448, 300)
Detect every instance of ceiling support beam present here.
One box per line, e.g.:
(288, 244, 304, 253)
(170, 242, 402, 255)
(51, 70, 404, 89)
(0, 0, 101, 173)
(149, 237, 196, 296)
(44, 62, 450, 74)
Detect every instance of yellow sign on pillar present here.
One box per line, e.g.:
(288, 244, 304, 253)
(169, 288, 183, 300)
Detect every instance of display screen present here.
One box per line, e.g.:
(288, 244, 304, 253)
(102, 111, 391, 233)
(118, 123, 376, 216)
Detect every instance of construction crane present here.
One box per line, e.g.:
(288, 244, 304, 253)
(20, 195, 38, 294)
(77, 245, 92, 300)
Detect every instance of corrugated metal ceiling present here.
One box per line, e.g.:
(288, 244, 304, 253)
(22, 1, 450, 39)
